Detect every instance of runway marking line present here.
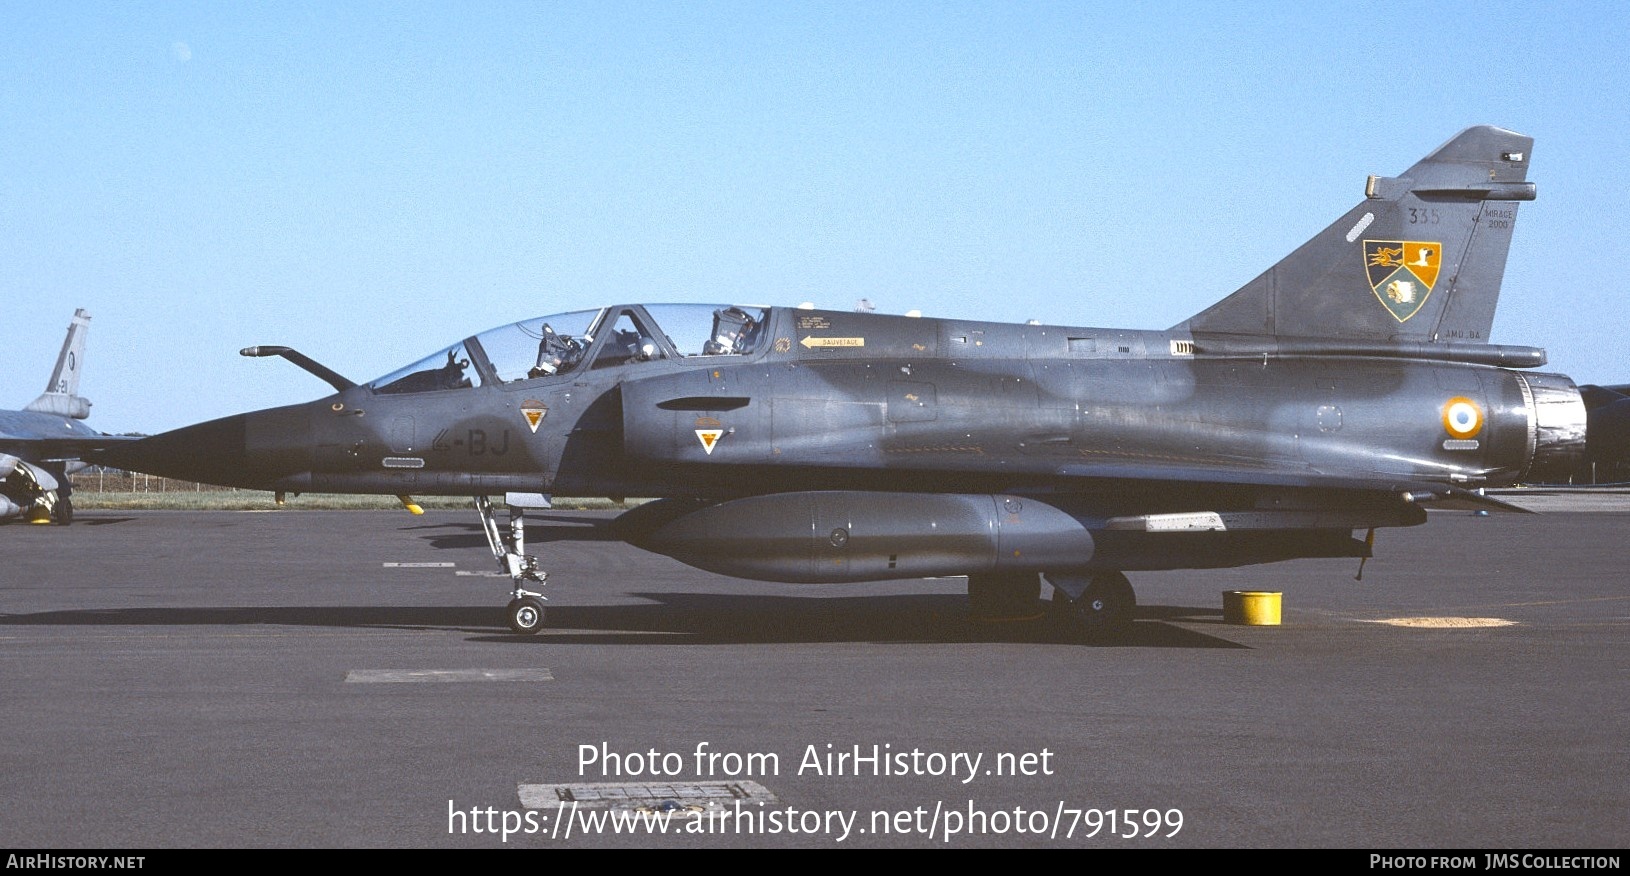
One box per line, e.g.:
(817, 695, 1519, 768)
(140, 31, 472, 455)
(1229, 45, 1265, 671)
(0, 630, 404, 643)
(518, 781, 777, 813)
(383, 562, 456, 568)
(345, 668, 554, 683)
(1367, 617, 1515, 628)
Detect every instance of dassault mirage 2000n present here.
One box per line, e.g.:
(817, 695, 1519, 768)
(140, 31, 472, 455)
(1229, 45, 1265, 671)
(101, 126, 1630, 636)
(2, 309, 127, 524)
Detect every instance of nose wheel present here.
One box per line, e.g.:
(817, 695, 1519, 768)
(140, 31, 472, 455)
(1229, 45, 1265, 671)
(507, 596, 547, 634)
(477, 496, 549, 635)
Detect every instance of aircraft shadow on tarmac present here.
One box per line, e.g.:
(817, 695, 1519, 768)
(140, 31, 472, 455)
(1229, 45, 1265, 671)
(0, 594, 1243, 648)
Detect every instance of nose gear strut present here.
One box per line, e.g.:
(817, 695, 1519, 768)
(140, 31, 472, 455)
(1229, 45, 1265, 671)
(475, 495, 548, 634)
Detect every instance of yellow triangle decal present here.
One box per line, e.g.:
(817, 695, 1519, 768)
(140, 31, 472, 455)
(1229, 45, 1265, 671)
(695, 429, 723, 455)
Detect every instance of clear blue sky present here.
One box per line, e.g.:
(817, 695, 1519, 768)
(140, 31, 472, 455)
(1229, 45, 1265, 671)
(4, 1, 1627, 433)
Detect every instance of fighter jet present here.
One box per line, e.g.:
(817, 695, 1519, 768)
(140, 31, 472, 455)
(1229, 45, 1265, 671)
(100, 126, 1630, 635)
(1, 309, 125, 524)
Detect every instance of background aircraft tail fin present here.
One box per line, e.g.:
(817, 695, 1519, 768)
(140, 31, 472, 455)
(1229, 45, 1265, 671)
(1175, 126, 1535, 344)
(24, 308, 93, 420)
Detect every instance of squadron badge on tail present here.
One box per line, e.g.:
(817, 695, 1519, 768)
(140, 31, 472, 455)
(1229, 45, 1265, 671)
(1365, 240, 1441, 322)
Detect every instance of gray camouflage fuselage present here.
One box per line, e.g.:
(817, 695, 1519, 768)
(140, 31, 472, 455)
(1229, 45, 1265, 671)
(100, 126, 1628, 594)
(102, 301, 1589, 581)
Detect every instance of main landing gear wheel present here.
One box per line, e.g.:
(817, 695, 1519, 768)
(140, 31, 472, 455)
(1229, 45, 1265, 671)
(52, 494, 73, 526)
(1047, 571, 1136, 638)
(507, 596, 546, 635)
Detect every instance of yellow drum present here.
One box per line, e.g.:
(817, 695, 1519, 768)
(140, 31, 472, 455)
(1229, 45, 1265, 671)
(1223, 591, 1282, 625)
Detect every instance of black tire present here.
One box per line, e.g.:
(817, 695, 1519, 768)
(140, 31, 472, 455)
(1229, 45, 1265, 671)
(52, 495, 73, 526)
(1050, 571, 1135, 636)
(507, 596, 546, 635)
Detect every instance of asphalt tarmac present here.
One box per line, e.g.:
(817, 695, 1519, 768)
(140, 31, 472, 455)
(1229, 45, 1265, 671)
(2, 499, 1626, 849)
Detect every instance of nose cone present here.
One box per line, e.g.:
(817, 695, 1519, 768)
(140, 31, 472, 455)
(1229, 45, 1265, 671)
(98, 405, 313, 490)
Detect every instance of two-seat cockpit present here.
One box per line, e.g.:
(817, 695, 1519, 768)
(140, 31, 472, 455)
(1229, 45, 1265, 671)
(370, 304, 767, 395)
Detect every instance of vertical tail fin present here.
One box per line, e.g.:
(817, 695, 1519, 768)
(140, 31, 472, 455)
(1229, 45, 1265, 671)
(1175, 126, 1534, 344)
(24, 308, 93, 419)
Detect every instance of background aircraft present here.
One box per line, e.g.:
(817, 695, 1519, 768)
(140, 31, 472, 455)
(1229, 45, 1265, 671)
(1, 309, 122, 524)
(102, 127, 1630, 635)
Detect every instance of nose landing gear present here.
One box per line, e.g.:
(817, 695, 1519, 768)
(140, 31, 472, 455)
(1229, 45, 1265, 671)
(476, 495, 549, 635)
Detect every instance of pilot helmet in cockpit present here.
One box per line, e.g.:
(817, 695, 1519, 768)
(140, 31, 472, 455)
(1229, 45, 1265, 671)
(529, 323, 584, 378)
(703, 306, 757, 355)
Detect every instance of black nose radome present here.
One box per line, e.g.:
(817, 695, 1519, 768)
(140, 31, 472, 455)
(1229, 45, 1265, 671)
(97, 405, 311, 490)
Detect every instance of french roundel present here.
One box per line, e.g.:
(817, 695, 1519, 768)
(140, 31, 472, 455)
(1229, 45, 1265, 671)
(1441, 397, 1483, 439)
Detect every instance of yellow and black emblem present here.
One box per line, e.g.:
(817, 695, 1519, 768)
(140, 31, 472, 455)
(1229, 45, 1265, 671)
(1364, 240, 1441, 322)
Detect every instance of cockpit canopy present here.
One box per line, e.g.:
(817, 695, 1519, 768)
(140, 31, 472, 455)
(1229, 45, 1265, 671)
(371, 304, 768, 395)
